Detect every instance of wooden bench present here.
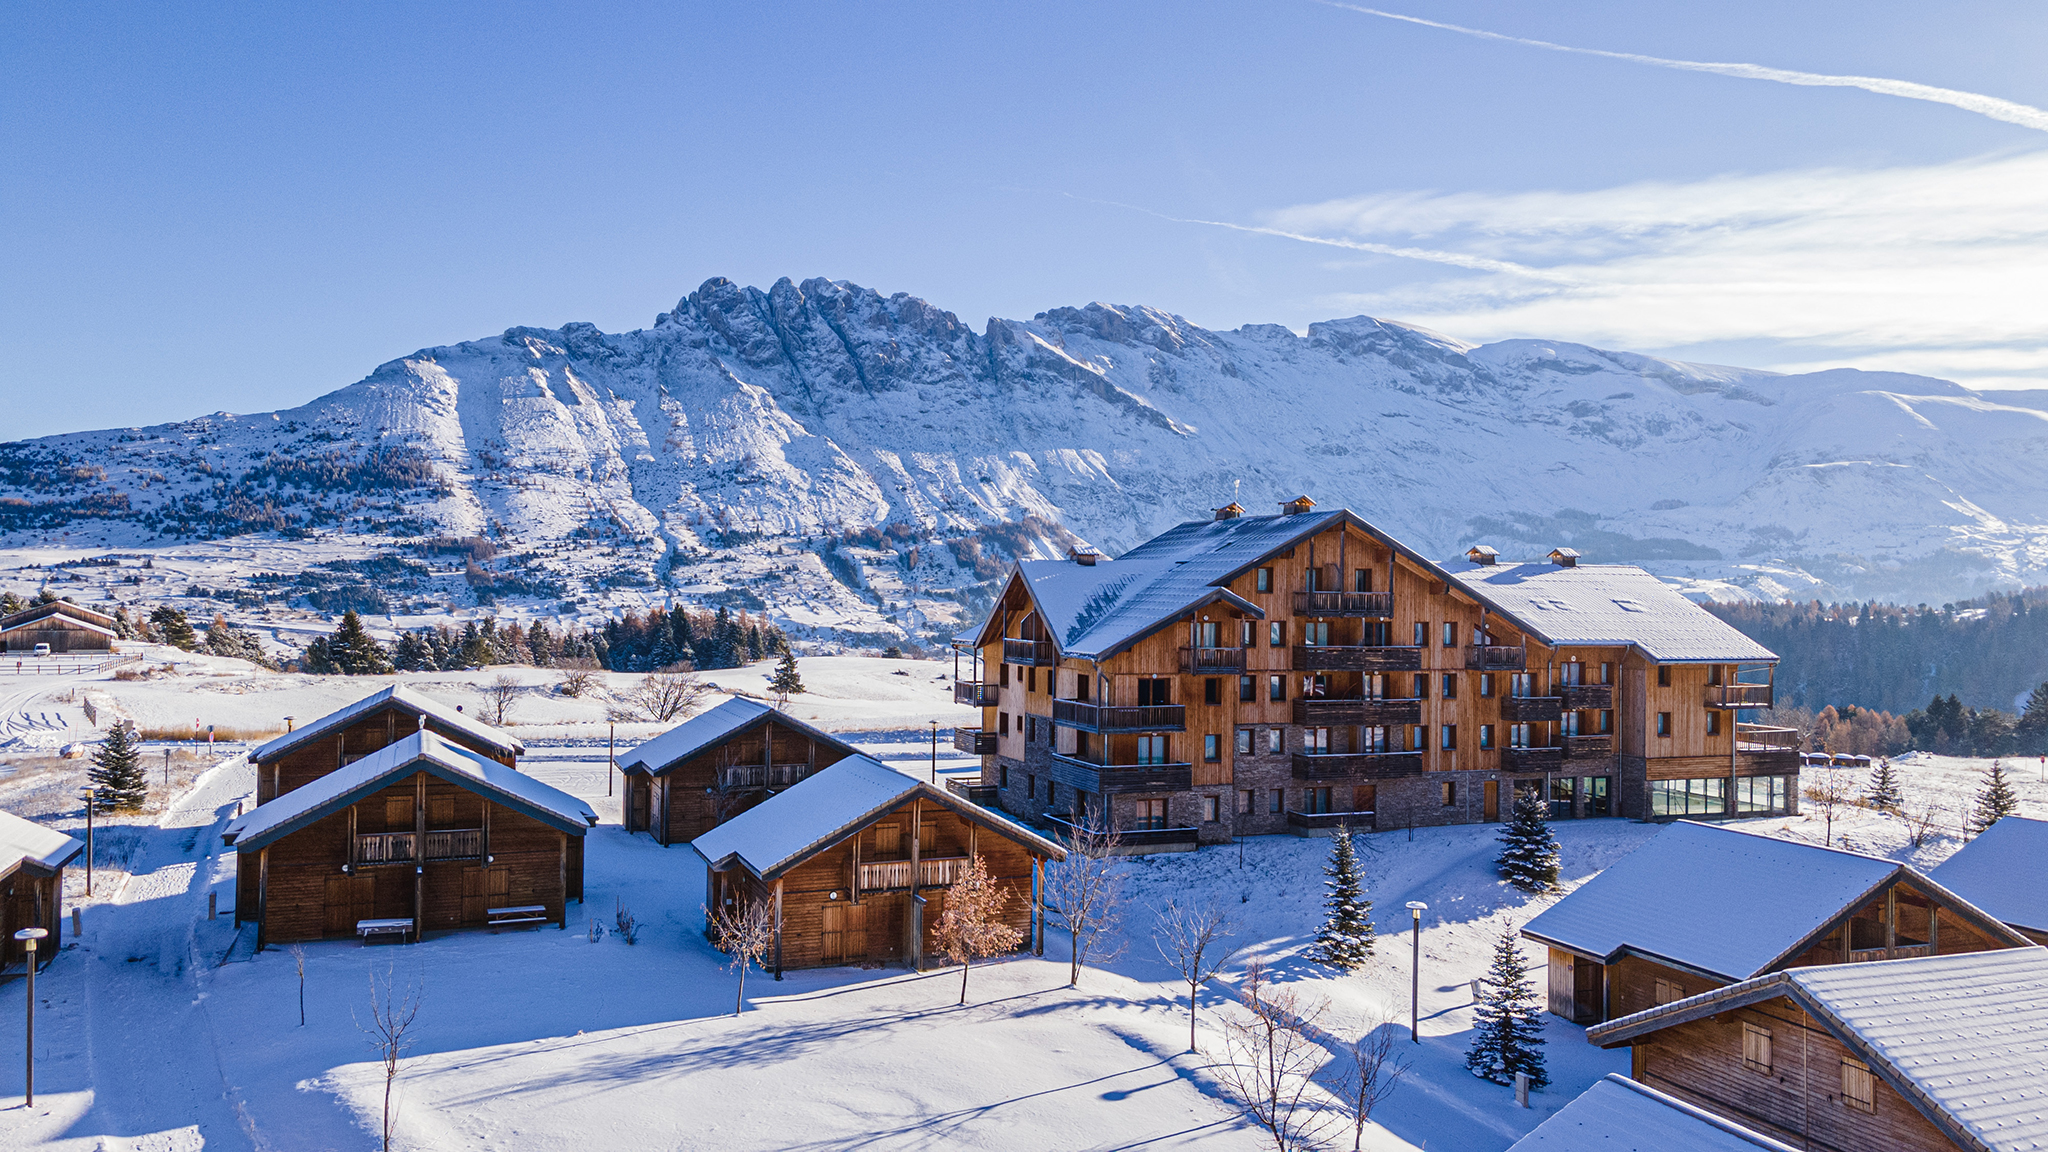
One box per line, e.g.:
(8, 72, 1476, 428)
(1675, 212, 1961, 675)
(356, 918, 414, 944)
(487, 905, 549, 929)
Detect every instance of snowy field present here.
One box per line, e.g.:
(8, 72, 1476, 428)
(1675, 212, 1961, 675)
(0, 656, 2038, 1150)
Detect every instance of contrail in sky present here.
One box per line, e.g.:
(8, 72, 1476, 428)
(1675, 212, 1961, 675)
(1319, 2, 2048, 134)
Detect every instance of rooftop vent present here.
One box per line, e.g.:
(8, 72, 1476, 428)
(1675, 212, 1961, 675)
(1067, 545, 1101, 566)
(1549, 547, 1580, 568)
(1466, 545, 1499, 566)
(1213, 502, 1245, 521)
(1280, 495, 1317, 516)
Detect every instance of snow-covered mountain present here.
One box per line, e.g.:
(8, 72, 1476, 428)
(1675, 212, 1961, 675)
(9, 275, 2048, 647)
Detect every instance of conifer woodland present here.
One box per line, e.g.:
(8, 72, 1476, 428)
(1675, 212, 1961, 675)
(1304, 826, 1374, 970)
(292, 603, 790, 676)
(1466, 930, 1548, 1089)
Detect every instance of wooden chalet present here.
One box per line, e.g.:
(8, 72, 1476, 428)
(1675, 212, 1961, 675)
(618, 698, 860, 845)
(1522, 822, 2029, 1024)
(1587, 949, 2048, 1152)
(954, 498, 1790, 850)
(1509, 1073, 1800, 1152)
(690, 755, 1065, 975)
(222, 730, 596, 947)
(1929, 816, 2048, 945)
(0, 810, 83, 975)
(0, 600, 116, 654)
(249, 684, 525, 805)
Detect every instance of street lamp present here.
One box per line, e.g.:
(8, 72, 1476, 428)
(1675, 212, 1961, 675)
(79, 786, 97, 896)
(15, 926, 47, 1106)
(928, 719, 939, 785)
(1406, 900, 1428, 1043)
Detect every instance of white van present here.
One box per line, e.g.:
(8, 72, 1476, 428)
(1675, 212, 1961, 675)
(32, 643, 51, 657)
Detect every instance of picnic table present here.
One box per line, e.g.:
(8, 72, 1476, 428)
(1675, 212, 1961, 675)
(356, 917, 414, 944)
(487, 904, 548, 928)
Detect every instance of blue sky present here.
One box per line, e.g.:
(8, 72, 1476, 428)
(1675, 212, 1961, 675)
(5, 1, 2045, 438)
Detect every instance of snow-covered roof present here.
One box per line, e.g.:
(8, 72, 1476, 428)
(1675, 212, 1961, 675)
(0, 600, 117, 638)
(618, 698, 857, 776)
(1931, 817, 2048, 934)
(0, 809, 84, 878)
(252, 684, 524, 763)
(1592, 950, 2048, 1152)
(223, 730, 593, 850)
(1522, 822, 1903, 980)
(690, 754, 1064, 880)
(1446, 562, 1777, 663)
(1508, 1074, 1800, 1151)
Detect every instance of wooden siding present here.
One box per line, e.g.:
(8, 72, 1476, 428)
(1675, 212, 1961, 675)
(0, 866, 64, 966)
(252, 703, 518, 804)
(639, 718, 855, 844)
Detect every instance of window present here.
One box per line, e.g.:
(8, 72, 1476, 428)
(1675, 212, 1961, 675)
(1479, 673, 1494, 698)
(1840, 1058, 1875, 1114)
(1560, 711, 1579, 737)
(1027, 774, 1037, 800)
(1027, 667, 1035, 692)
(1549, 775, 1575, 819)
(1653, 979, 1684, 1006)
(1509, 723, 1531, 749)
(1000, 663, 1011, 687)
(1363, 726, 1388, 753)
(1196, 621, 1221, 649)
(1306, 727, 1331, 753)
(1583, 776, 1611, 817)
(1256, 567, 1273, 593)
(1441, 673, 1458, 700)
(1204, 734, 1221, 762)
(999, 711, 1010, 735)
(1354, 568, 1373, 593)
(1365, 674, 1385, 700)
(1656, 712, 1672, 737)
(1600, 662, 1613, 684)
(1597, 709, 1613, 734)
(1204, 678, 1221, 706)
(1735, 776, 1789, 815)
(1650, 778, 1728, 816)
(1441, 724, 1457, 750)
(1509, 672, 1535, 698)
(1203, 796, 1221, 823)
(1269, 675, 1287, 702)
(1303, 673, 1330, 699)
(1364, 620, 1391, 646)
(1305, 787, 1333, 814)
(1025, 716, 1035, 742)
(1134, 799, 1168, 831)
(1270, 789, 1283, 814)
(1742, 1023, 1774, 1075)
(1656, 665, 1672, 687)
(1413, 673, 1429, 699)
(1440, 781, 1457, 806)
(1138, 678, 1171, 706)
(1238, 789, 1254, 814)
(1479, 724, 1495, 750)
(1137, 735, 1167, 765)
(1076, 676, 1091, 702)
(998, 765, 1009, 789)
(1442, 622, 1458, 648)
(1414, 622, 1428, 647)
(1239, 675, 1255, 702)
(1561, 661, 1583, 686)
(1269, 621, 1286, 647)
(1408, 725, 1426, 751)
(1267, 728, 1283, 755)
(1708, 664, 1723, 686)
(1240, 620, 1255, 648)
(1706, 711, 1722, 736)
(1236, 729, 1253, 755)
(1302, 621, 1330, 647)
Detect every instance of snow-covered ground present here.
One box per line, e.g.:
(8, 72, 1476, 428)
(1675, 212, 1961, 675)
(0, 657, 2036, 1150)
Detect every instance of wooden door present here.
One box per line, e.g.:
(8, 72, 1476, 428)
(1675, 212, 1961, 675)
(486, 867, 510, 909)
(1574, 957, 1603, 1022)
(822, 904, 846, 963)
(324, 876, 374, 935)
(845, 904, 867, 960)
(462, 868, 486, 924)
(1483, 780, 1499, 822)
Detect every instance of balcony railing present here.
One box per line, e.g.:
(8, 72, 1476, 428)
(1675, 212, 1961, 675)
(1051, 699, 1187, 733)
(1709, 683, 1774, 709)
(1501, 695, 1562, 723)
(1042, 813, 1199, 852)
(1467, 645, 1528, 671)
(716, 763, 813, 790)
(1562, 734, 1615, 760)
(1003, 638, 1055, 666)
(1292, 697, 1422, 726)
(944, 778, 999, 805)
(858, 855, 971, 892)
(953, 728, 997, 755)
(953, 681, 999, 707)
(1180, 646, 1246, 675)
(1049, 752, 1192, 795)
(1291, 751, 1424, 779)
(1287, 809, 1376, 831)
(354, 828, 481, 864)
(1849, 944, 1930, 963)
(1560, 683, 1613, 710)
(1736, 723, 1801, 751)
(1292, 644, 1423, 672)
(1503, 746, 1563, 772)
(1292, 591, 1395, 618)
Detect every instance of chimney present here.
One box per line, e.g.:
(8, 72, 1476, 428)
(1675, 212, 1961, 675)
(1067, 545, 1101, 567)
(1213, 502, 1244, 521)
(1548, 547, 1580, 568)
(1279, 495, 1317, 516)
(1466, 545, 1499, 566)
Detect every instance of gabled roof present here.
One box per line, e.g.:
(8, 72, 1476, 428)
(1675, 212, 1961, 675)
(690, 754, 1065, 880)
(1446, 561, 1776, 663)
(1589, 949, 2048, 1152)
(1521, 822, 2023, 981)
(222, 731, 594, 851)
(1508, 1074, 1800, 1152)
(1932, 817, 2048, 935)
(617, 698, 858, 776)
(0, 809, 84, 878)
(251, 684, 524, 763)
(0, 600, 118, 637)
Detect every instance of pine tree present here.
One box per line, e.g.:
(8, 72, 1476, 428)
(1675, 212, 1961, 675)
(1304, 825, 1375, 969)
(1495, 791, 1561, 892)
(1968, 760, 2020, 835)
(0, 591, 25, 615)
(2018, 682, 2048, 756)
(1466, 929, 1548, 1088)
(329, 610, 393, 675)
(149, 605, 198, 651)
(1866, 757, 1903, 812)
(90, 722, 148, 811)
(769, 650, 806, 704)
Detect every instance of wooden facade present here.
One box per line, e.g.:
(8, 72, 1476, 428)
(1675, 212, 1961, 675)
(620, 705, 858, 846)
(0, 820, 82, 973)
(250, 688, 521, 805)
(0, 601, 115, 654)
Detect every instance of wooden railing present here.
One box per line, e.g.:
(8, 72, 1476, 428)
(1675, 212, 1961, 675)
(953, 681, 999, 706)
(356, 831, 413, 864)
(1709, 683, 1774, 709)
(1736, 723, 1801, 751)
(1504, 746, 1563, 771)
(1559, 683, 1613, 710)
(1051, 699, 1186, 732)
(1048, 753, 1193, 795)
(953, 728, 997, 755)
(716, 763, 813, 790)
(1466, 645, 1527, 670)
(1003, 638, 1054, 666)
(1291, 751, 1423, 779)
(1292, 697, 1421, 726)
(1180, 646, 1245, 674)
(1291, 591, 1394, 618)
(1292, 645, 1423, 672)
(355, 828, 482, 864)
(1501, 695, 1562, 723)
(1562, 734, 1615, 760)
(858, 855, 971, 891)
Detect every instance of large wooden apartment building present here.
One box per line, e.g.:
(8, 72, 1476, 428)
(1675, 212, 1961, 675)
(954, 499, 1793, 847)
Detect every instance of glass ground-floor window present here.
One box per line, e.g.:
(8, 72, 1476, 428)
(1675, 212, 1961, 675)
(1133, 798, 1167, 830)
(1735, 775, 1789, 814)
(1650, 777, 1727, 817)
(1582, 776, 1611, 816)
(1548, 775, 1576, 820)
(1304, 786, 1334, 814)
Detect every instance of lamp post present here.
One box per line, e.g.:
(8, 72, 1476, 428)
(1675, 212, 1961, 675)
(928, 719, 939, 785)
(15, 926, 47, 1106)
(79, 786, 97, 897)
(1406, 900, 1428, 1043)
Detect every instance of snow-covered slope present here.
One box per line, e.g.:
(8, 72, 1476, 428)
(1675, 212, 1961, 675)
(9, 276, 2048, 646)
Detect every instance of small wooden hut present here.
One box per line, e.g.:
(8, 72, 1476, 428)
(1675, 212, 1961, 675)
(249, 684, 525, 805)
(618, 698, 860, 845)
(691, 755, 1065, 975)
(223, 730, 595, 947)
(0, 810, 83, 975)
(0, 601, 116, 654)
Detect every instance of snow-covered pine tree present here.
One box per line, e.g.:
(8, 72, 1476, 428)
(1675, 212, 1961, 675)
(1305, 824, 1374, 969)
(90, 722, 148, 811)
(1866, 757, 1903, 812)
(330, 610, 393, 675)
(1495, 790, 1561, 892)
(769, 650, 806, 704)
(149, 605, 198, 651)
(1465, 929, 1548, 1088)
(1968, 760, 2020, 835)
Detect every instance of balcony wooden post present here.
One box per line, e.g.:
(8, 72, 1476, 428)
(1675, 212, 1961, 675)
(414, 772, 426, 939)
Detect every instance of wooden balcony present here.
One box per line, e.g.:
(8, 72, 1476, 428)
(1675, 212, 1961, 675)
(1560, 683, 1613, 710)
(1051, 699, 1186, 733)
(354, 828, 481, 864)
(1291, 644, 1423, 672)
(1048, 753, 1191, 796)
(1501, 695, 1562, 723)
(1291, 591, 1394, 618)
(715, 763, 814, 790)
(944, 778, 999, 805)
(953, 727, 997, 755)
(1562, 734, 1615, 761)
(1292, 697, 1422, 726)
(858, 855, 971, 892)
(1849, 943, 1932, 964)
(1466, 645, 1527, 671)
(1292, 751, 1424, 780)
(1180, 646, 1246, 674)
(1503, 746, 1563, 772)
(1287, 809, 1376, 832)
(1042, 813, 1199, 853)
(1737, 723, 1800, 751)
(953, 681, 999, 706)
(1708, 683, 1774, 709)
(1003, 638, 1055, 666)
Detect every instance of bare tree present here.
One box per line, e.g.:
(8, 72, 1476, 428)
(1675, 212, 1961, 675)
(708, 897, 776, 1016)
(1761, 704, 1821, 752)
(289, 944, 307, 1026)
(1215, 961, 1335, 1152)
(1153, 899, 1242, 1053)
(556, 668, 598, 698)
(354, 964, 423, 1152)
(610, 670, 711, 723)
(1904, 797, 1947, 849)
(1043, 823, 1124, 987)
(480, 674, 522, 726)
(1803, 768, 1853, 846)
(1325, 1013, 1410, 1152)
(934, 855, 1023, 1005)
